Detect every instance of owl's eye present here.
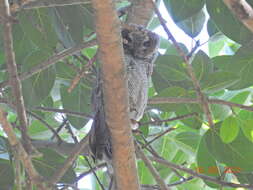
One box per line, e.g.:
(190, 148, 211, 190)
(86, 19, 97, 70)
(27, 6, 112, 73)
(143, 40, 151, 47)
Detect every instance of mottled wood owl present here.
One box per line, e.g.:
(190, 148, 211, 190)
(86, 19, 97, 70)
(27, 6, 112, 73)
(89, 24, 160, 163)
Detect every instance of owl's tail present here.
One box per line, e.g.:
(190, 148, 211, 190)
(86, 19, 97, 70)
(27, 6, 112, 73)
(89, 108, 112, 162)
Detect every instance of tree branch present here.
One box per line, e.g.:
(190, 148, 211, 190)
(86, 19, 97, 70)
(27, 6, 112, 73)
(0, 108, 47, 190)
(150, 0, 214, 128)
(0, 39, 97, 89)
(136, 144, 170, 190)
(49, 135, 89, 185)
(149, 97, 253, 112)
(90, 0, 140, 189)
(11, 0, 90, 12)
(1, 0, 34, 152)
(34, 106, 92, 119)
(223, 0, 253, 33)
(150, 156, 253, 189)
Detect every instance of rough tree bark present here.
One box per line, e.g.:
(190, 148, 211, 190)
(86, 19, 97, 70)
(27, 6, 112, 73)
(90, 0, 140, 190)
(223, 0, 253, 33)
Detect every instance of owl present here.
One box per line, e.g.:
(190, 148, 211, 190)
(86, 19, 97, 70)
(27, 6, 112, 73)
(89, 24, 160, 163)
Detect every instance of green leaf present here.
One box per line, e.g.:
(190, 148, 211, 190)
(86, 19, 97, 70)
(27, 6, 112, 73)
(21, 50, 56, 107)
(175, 132, 201, 155)
(207, 19, 220, 37)
(12, 23, 35, 65)
(154, 55, 188, 81)
(164, 0, 205, 22)
(175, 105, 202, 129)
(206, 0, 252, 45)
(153, 86, 186, 113)
(201, 71, 239, 93)
(208, 36, 227, 58)
(197, 136, 220, 188)
(192, 50, 213, 81)
(176, 9, 205, 37)
(18, 10, 57, 52)
(33, 148, 76, 183)
(212, 55, 232, 70)
(49, 5, 87, 48)
(220, 116, 239, 143)
(209, 103, 231, 121)
(138, 160, 155, 185)
(0, 159, 14, 189)
(60, 84, 91, 129)
(153, 55, 190, 92)
(239, 119, 253, 142)
(205, 125, 253, 172)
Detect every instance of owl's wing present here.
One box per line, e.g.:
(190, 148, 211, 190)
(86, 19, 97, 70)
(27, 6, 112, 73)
(126, 56, 150, 124)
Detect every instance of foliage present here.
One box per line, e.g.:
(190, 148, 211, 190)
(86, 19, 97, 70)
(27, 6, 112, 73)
(1, 0, 253, 189)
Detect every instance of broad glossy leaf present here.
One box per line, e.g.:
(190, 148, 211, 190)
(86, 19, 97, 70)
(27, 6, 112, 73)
(49, 5, 88, 48)
(153, 55, 189, 92)
(33, 148, 76, 183)
(226, 42, 253, 90)
(212, 55, 232, 70)
(164, 0, 205, 22)
(153, 86, 186, 113)
(205, 126, 253, 172)
(18, 10, 57, 52)
(154, 55, 188, 81)
(176, 9, 205, 37)
(239, 119, 253, 142)
(175, 105, 202, 129)
(197, 136, 220, 188)
(175, 131, 201, 155)
(234, 172, 253, 185)
(0, 159, 14, 189)
(207, 19, 219, 37)
(201, 71, 239, 93)
(192, 51, 213, 81)
(208, 36, 227, 58)
(206, 0, 252, 45)
(220, 116, 239, 143)
(210, 103, 231, 121)
(60, 83, 91, 129)
(138, 161, 155, 185)
(22, 50, 56, 107)
(12, 23, 35, 65)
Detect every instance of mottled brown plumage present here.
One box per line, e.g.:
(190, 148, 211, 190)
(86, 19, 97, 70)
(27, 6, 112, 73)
(89, 24, 159, 163)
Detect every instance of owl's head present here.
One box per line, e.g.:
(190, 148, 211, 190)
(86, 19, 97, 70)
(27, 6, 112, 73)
(121, 24, 160, 59)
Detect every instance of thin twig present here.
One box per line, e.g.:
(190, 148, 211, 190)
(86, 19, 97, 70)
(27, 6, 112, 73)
(51, 118, 68, 140)
(140, 112, 198, 126)
(141, 177, 194, 189)
(27, 111, 62, 142)
(34, 106, 92, 119)
(142, 127, 176, 149)
(10, 0, 90, 13)
(75, 163, 107, 182)
(84, 157, 106, 190)
(68, 52, 97, 93)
